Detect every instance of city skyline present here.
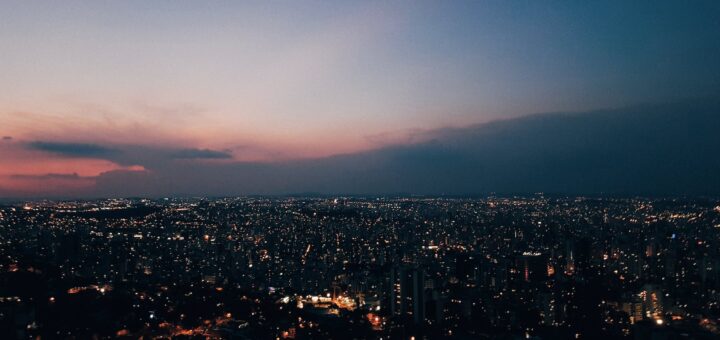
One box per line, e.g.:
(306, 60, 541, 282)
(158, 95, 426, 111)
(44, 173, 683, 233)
(2, 196, 720, 338)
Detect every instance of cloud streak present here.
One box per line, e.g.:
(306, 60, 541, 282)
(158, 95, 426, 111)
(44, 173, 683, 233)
(23, 141, 233, 166)
(27, 141, 119, 158)
(171, 148, 232, 159)
(10, 172, 89, 180)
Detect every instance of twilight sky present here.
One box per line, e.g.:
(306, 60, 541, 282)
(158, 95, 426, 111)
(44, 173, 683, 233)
(1, 1, 719, 197)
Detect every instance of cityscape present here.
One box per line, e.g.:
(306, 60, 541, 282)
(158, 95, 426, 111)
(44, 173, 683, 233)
(2, 196, 720, 339)
(2, 1, 720, 339)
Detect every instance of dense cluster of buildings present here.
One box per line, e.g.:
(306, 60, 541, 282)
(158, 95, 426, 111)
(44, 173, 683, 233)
(1, 196, 719, 339)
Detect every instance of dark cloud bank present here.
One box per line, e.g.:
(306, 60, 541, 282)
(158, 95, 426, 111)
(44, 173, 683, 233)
(84, 100, 720, 198)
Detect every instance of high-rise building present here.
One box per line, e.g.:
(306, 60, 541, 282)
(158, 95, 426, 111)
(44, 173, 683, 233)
(389, 265, 426, 324)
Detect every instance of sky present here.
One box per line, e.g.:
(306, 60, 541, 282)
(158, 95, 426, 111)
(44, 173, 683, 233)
(1, 1, 719, 197)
